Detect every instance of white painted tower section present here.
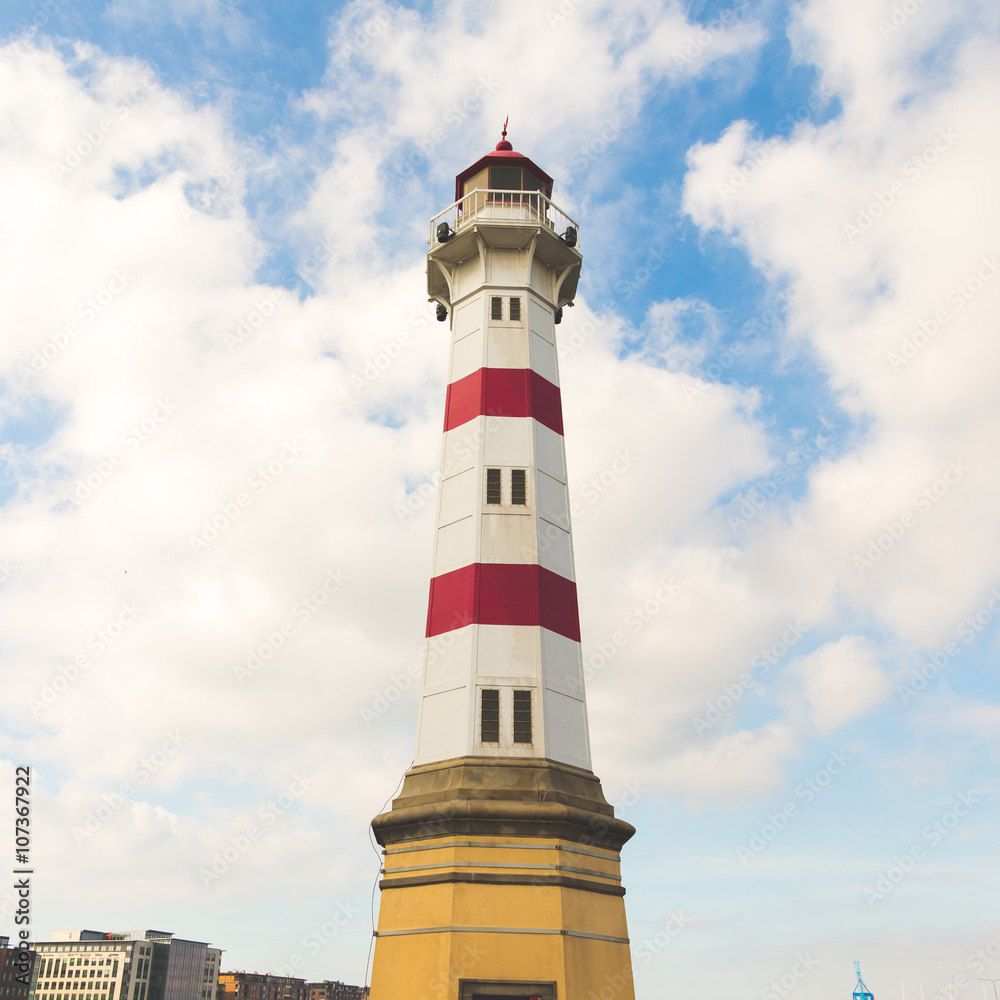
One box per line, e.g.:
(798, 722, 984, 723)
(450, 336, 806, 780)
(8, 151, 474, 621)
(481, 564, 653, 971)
(412, 146, 590, 772)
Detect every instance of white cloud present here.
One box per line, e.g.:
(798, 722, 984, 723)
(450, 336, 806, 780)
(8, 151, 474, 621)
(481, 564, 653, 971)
(641, 721, 798, 801)
(681, 0, 1000, 650)
(785, 635, 888, 733)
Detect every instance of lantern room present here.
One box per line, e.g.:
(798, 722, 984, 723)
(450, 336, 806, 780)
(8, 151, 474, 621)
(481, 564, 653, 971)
(454, 135, 554, 203)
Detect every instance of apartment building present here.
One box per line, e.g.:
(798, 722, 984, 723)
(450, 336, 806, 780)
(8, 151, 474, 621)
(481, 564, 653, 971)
(30, 930, 220, 1000)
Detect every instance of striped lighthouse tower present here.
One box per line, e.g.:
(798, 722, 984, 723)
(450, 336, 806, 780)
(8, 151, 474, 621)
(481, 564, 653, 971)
(370, 128, 637, 1000)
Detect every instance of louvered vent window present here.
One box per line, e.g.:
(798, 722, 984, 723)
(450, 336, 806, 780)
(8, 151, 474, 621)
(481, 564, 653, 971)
(513, 690, 533, 744)
(491, 296, 503, 320)
(486, 468, 502, 504)
(510, 468, 527, 505)
(509, 297, 521, 321)
(481, 689, 500, 743)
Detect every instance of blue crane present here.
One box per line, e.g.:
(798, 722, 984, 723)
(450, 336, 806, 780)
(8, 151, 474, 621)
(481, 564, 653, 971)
(854, 961, 875, 1000)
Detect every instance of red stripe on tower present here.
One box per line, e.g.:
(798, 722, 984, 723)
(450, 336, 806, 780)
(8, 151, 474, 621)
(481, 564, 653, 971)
(425, 563, 581, 641)
(443, 368, 564, 434)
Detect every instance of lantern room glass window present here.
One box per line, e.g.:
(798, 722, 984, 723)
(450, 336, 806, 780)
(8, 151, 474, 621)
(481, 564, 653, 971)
(487, 166, 544, 209)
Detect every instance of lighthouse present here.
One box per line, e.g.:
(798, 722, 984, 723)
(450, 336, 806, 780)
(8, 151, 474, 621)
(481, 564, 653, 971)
(369, 129, 637, 1000)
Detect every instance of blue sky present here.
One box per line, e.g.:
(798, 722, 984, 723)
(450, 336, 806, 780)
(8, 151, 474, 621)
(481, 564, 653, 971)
(1, 2, 999, 1000)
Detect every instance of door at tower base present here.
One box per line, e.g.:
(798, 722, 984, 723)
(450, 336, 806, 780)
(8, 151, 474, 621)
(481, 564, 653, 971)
(459, 981, 555, 1000)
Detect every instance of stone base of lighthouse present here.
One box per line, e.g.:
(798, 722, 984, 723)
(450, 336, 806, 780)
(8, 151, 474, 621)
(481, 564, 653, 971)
(369, 757, 636, 1000)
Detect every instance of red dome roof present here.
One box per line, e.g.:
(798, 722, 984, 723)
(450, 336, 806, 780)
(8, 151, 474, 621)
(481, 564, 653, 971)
(454, 139, 554, 202)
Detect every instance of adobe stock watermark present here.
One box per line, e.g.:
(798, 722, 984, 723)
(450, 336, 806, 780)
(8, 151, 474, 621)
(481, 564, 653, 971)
(692, 620, 810, 735)
(555, 250, 669, 361)
(854, 459, 970, 575)
(51, 80, 155, 180)
(71, 731, 188, 843)
(553, 115, 627, 188)
(28, 601, 144, 716)
(737, 750, 852, 863)
(613, 247, 670, 302)
(843, 127, 959, 243)
(274, 900, 365, 977)
(610, 781, 648, 818)
(394, 76, 501, 179)
(760, 953, 821, 1000)
(337, 5, 393, 59)
(188, 440, 305, 555)
(198, 772, 315, 886)
(682, 341, 747, 401)
(394, 471, 440, 522)
(672, 0, 751, 69)
(556, 249, 669, 363)
(545, 0, 589, 27)
(13, 0, 71, 41)
(887, 254, 1000, 371)
(359, 623, 468, 726)
(17, 270, 135, 383)
(708, 84, 837, 203)
(351, 307, 430, 392)
(585, 962, 637, 1000)
(528, 447, 635, 558)
(222, 290, 287, 351)
(412, 943, 487, 1000)
(940, 926, 1000, 992)
(863, 790, 981, 906)
(715, 137, 780, 199)
(684, 289, 796, 403)
(58, 397, 179, 508)
(633, 912, 693, 968)
(360, 610, 479, 728)
(898, 587, 1000, 704)
(565, 579, 681, 693)
(726, 433, 831, 531)
(933, 930, 1000, 1000)
(182, 111, 293, 223)
(233, 569, 350, 682)
(442, 415, 505, 478)
(569, 450, 637, 520)
(557, 310, 612, 361)
(878, 0, 933, 39)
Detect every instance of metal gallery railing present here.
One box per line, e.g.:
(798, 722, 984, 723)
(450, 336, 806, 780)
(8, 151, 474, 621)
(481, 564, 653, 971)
(429, 189, 579, 246)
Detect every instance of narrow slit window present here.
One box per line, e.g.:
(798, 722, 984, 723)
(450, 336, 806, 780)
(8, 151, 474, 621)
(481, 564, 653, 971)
(491, 296, 503, 321)
(509, 297, 521, 321)
(481, 689, 500, 743)
(513, 690, 533, 744)
(486, 468, 502, 505)
(510, 469, 527, 505)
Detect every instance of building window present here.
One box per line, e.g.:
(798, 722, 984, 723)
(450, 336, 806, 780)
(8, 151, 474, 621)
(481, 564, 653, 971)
(510, 469, 527, 505)
(509, 297, 521, 322)
(485, 468, 502, 505)
(513, 690, 533, 744)
(480, 689, 500, 743)
(490, 296, 503, 321)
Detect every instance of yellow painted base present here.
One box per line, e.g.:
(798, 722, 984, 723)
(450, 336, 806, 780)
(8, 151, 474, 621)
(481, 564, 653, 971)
(369, 833, 636, 1000)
